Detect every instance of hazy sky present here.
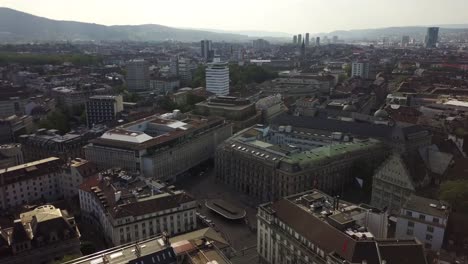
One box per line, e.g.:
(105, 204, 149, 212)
(1, 0, 468, 34)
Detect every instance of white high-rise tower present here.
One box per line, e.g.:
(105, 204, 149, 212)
(206, 58, 229, 96)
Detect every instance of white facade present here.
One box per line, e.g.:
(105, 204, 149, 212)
(206, 59, 230, 96)
(60, 158, 97, 199)
(79, 185, 197, 246)
(395, 196, 449, 251)
(371, 154, 416, 213)
(351, 62, 370, 79)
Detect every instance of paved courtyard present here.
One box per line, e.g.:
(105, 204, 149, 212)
(176, 168, 259, 258)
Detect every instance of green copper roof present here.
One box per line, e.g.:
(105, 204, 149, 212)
(282, 139, 383, 168)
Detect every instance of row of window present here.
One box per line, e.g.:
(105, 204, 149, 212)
(406, 211, 440, 223)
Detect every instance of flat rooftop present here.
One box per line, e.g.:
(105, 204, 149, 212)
(89, 114, 225, 150)
(225, 126, 384, 169)
(66, 236, 174, 264)
(403, 194, 450, 219)
(261, 190, 427, 264)
(205, 199, 246, 220)
(67, 233, 231, 264)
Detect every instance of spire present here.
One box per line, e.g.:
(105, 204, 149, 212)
(300, 39, 306, 58)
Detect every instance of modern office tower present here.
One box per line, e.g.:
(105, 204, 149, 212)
(425, 27, 439, 48)
(126, 59, 150, 93)
(332, 35, 338, 43)
(200, 39, 213, 61)
(206, 58, 230, 96)
(297, 34, 302, 45)
(351, 61, 371, 79)
(305, 33, 310, 45)
(293, 35, 297, 44)
(0, 205, 81, 264)
(84, 113, 232, 180)
(177, 57, 194, 84)
(79, 168, 197, 246)
(257, 190, 428, 264)
(402, 35, 410, 47)
(316, 36, 321, 46)
(253, 39, 270, 50)
(85, 95, 124, 128)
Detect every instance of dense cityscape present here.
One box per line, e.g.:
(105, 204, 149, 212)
(0, 4, 468, 264)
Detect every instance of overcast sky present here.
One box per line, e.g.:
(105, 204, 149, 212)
(1, 0, 468, 34)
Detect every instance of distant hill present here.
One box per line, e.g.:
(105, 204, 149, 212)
(1, 7, 467, 43)
(0, 8, 251, 43)
(318, 26, 468, 40)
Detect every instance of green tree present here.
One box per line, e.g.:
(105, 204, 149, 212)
(124, 92, 140, 103)
(186, 93, 205, 106)
(39, 109, 70, 133)
(159, 96, 178, 111)
(338, 74, 347, 83)
(51, 254, 81, 264)
(191, 66, 206, 88)
(80, 241, 97, 255)
(439, 180, 468, 213)
(344, 64, 352, 77)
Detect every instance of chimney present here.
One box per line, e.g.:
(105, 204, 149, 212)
(334, 195, 340, 210)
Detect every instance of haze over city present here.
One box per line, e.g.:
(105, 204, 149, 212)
(1, 1, 468, 264)
(2, 0, 468, 33)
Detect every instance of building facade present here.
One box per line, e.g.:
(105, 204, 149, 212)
(84, 113, 232, 180)
(194, 96, 262, 132)
(215, 125, 389, 204)
(425, 27, 439, 48)
(150, 77, 180, 95)
(19, 128, 104, 162)
(126, 59, 150, 93)
(255, 95, 286, 123)
(0, 143, 23, 169)
(177, 57, 194, 84)
(86, 95, 124, 128)
(351, 61, 370, 79)
(257, 190, 428, 264)
(0, 157, 64, 210)
(79, 169, 198, 246)
(371, 154, 417, 213)
(206, 59, 230, 96)
(0, 115, 34, 144)
(395, 195, 449, 251)
(200, 39, 213, 61)
(51, 85, 113, 107)
(60, 158, 99, 199)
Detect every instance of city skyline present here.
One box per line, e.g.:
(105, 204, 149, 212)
(1, 0, 468, 35)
